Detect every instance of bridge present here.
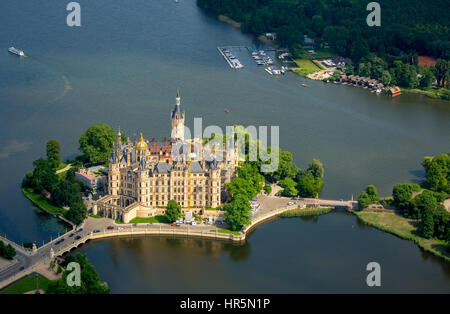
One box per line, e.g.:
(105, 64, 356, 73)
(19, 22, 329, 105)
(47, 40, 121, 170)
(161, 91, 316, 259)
(0, 195, 356, 289)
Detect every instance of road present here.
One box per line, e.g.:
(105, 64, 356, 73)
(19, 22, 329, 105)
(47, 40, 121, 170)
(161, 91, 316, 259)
(0, 195, 356, 289)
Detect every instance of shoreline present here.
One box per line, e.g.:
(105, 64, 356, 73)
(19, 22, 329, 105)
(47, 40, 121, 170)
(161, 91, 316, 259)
(352, 210, 450, 262)
(215, 15, 449, 102)
(22, 188, 74, 229)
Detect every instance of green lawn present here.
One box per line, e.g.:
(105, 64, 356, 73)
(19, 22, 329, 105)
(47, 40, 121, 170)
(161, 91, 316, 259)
(279, 207, 332, 218)
(294, 59, 321, 76)
(0, 273, 53, 294)
(402, 87, 450, 100)
(22, 188, 65, 217)
(89, 214, 103, 219)
(55, 163, 68, 171)
(129, 215, 170, 224)
(310, 48, 336, 59)
(210, 228, 241, 236)
(354, 210, 450, 262)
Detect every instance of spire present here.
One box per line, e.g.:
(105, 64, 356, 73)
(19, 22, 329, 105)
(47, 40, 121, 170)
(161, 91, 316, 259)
(172, 88, 182, 118)
(176, 87, 181, 107)
(117, 126, 122, 149)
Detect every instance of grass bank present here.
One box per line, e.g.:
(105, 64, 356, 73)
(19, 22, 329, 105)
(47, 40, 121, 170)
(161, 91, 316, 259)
(129, 215, 170, 224)
(353, 210, 450, 262)
(402, 87, 450, 100)
(22, 188, 65, 217)
(0, 273, 53, 294)
(293, 59, 322, 76)
(210, 228, 241, 236)
(279, 207, 333, 218)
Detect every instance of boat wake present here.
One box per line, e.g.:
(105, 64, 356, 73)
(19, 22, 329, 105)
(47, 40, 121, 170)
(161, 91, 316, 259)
(53, 75, 73, 102)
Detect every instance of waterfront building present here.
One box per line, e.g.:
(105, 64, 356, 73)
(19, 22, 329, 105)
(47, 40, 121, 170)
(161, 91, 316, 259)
(94, 92, 240, 223)
(386, 86, 401, 97)
(75, 166, 108, 190)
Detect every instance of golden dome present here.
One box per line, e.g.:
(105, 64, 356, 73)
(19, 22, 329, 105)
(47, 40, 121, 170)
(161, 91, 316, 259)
(136, 132, 148, 150)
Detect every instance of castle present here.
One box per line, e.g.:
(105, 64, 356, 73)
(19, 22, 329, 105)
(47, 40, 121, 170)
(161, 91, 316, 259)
(93, 91, 239, 223)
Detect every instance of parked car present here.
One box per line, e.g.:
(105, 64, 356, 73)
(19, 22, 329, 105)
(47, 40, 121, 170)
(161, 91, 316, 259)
(77, 228, 83, 233)
(118, 227, 124, 230)
(132, 223, 138, 227)
(75, 236, 81, 240)
(107, 226, 114, 230)
(93, 229, 100, 233)
(147, 223, 153, 226)
(171, 222, 177, 227)
(69, 233, 75, 237)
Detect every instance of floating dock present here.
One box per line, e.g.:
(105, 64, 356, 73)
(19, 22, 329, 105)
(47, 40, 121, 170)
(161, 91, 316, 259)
(217, 46, 243, 69)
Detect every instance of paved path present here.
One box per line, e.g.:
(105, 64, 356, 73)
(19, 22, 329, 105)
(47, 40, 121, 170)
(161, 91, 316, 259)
(0, 217, 228, 289)
(55, 164, 72, 174)
(0, 195, 356, 289)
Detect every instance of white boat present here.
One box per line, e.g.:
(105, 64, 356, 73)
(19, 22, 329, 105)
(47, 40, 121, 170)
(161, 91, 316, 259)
(8, 47, 25, 56)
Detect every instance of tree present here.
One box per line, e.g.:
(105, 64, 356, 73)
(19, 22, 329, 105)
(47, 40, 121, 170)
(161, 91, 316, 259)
(307, 159, 324, 179)
(392, 183, 416, 212)
(365, 185, 379, 203)
(0, 241, 16, 260)
(381, 70, 392, 86)
(297, 171, 323, 198)
(422, 153, 450, 193)
(267, 150, 298, 182)
(65, 202, 87, 225)
(263, 185, 272, 195)
(412, 190, 437, 219)
(51, 180, 82, 207)
(278, 177, 298, 197)
(165, 200, 182, 222)
(420, 206, 435, 239)
(29, 158, 59, 193)
(420, 66, 435, 88)
(435, 59, 449, 88)
(224, 195, 251, 231)
(79, 124, 116, 163)
(358, 191, 372, 210)
(46, 139, 61, 169)
(46, 253, 110, 294)
(226, 162, 264, 201)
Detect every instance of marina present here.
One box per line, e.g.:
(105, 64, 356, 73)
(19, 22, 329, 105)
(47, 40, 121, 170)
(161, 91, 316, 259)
(217, 45, 290, 75)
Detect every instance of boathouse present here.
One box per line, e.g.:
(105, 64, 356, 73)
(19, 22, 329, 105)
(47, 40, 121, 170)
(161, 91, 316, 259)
(386, 86, 401, 97)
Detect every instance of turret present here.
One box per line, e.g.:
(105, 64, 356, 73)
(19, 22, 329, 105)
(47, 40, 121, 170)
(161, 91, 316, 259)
(171, 88, 185, 141)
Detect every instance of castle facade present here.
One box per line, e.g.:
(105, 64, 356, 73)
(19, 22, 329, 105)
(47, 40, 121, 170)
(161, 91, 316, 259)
(94, 92, 239, 223)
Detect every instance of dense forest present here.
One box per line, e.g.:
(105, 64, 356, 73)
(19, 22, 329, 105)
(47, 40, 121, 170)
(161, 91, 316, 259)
(198, 0, 450, 91)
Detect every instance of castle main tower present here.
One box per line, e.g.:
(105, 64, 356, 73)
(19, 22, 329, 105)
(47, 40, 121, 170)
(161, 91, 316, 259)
(171, 89, 185, 141)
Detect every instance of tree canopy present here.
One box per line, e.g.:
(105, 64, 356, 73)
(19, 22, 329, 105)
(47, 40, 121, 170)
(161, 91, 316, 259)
(79, 124, 116, 163)
(46, 139, 61, 169)
(46, 253, 110, 294)
(166, 200, 182, 222)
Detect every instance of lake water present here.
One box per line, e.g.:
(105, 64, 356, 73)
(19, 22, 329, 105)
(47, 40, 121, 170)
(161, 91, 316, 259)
(0, 0, 449, 292)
